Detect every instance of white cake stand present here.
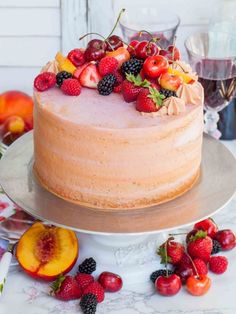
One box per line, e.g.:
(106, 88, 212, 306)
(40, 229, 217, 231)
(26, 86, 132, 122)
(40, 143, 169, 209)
(0, 132, 236, 287)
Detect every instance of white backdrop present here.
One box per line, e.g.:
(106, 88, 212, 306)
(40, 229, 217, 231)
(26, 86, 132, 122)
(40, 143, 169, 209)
(0, 0, 229, 94)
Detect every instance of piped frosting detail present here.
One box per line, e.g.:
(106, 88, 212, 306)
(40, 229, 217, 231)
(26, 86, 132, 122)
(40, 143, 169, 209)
(41, 60, 59, 74)
(176, 82, 202, 106)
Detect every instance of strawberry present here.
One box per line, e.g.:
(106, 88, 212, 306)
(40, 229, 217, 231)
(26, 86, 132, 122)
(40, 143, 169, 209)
(121, 73, 150, 103)
(73, 62, 89, 79)
(51, 275, 82, 301)
(98, 56, 119, 76)
(61, 78, 81, 96)
(83, 281, 105, 303)
(194, 218, 218, 238)
(209, 256, 228, 274)
(79, 63, 102, 88)
(193, 258, 208, 275)
(67, 48, 85, 67)
(114, 84, 122, 93)
(136, 87, 165, 112)
(34, 72, 56, 92)
(75, 273, 94, 291)
(187, 230, 213, 262)
(158, 237, 184, 265)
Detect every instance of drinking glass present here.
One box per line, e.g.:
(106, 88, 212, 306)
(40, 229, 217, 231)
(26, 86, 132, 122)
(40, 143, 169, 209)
(185, 32, 236, 139)
(119, 7, 180, 48)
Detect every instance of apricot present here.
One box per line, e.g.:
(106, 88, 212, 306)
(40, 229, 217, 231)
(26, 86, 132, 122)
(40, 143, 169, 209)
(3, 115, 25, 134)
(106, 47, 130, 67)
(16, 222, 78, 281)
(0, 91, 33, 124)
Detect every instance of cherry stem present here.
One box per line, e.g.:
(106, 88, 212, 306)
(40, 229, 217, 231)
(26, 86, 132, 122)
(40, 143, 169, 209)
(138, 30, 159, 42)
(79, 32, 114, 51)
(106, 8, 126, 39)
(171, 35, 177, 61)
(169, 232, 187, 236)
(164, 240, 169, 278)
(186, 252, 200, 279)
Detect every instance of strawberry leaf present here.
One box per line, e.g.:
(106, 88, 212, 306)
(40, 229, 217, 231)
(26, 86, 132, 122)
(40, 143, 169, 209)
(126, 73, 150, 88)
(189, 230, 207, 242)
(147, 87, 165, 107)
(50, 274, 65, 293)
(157, 245, 171, 264)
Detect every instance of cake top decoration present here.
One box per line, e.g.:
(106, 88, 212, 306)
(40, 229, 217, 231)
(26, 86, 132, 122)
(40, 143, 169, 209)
(33, 9, 200, 116)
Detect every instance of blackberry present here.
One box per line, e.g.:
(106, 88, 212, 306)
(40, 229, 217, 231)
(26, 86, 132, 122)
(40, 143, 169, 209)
(56, 71, 72, 87)
(211, 239, 221, 255)
(159, 88, 177, 98)
(97, 74, 116, 95)
(78, 257, 96, 274)
(150, 269, 174, 283)
(80, 293, 98, 314)
(121, 58, 143, 77)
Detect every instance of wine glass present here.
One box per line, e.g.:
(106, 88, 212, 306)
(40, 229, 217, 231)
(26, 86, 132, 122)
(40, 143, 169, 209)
(119, 7, 180, 48)
(185, 32, 236, 139)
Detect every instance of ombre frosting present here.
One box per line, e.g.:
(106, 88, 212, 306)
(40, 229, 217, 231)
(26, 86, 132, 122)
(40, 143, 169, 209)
(177, 82, 204, 106)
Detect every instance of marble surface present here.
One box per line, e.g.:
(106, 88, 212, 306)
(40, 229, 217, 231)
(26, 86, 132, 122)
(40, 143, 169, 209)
(0, 140, 236, 314)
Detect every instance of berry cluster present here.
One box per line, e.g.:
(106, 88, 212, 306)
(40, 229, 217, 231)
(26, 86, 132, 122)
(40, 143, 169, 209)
(33, 8, 196, 114)
(150, 218, 235, 297)
(50, 257, 123, 314)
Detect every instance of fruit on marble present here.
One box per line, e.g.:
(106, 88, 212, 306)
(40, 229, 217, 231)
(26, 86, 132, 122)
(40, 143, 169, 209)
(16, 222, 78, 281)
(167, 67, 195, 84)
(155, 274, 182, 296)
(78, 257, 97, 274)
(3, 115, 25, 134)
(106, 35, 124, 51)
(136, 87, 165, 112)
(211, 239, 222, 254)
(193, 258, 208, 275)
(80, 293, 98, 314)
(85, 39, 107, 62)
(143, 55, 169, 78)
(214, 229, 236, 251)
(67, 48, 85, 67)
(61, 78, 82, 96)
(186, 275, 211, 296)
(121, 74, 150, 103)
(158, 237, 185, 265)
(0, 91, 33, 124)
(120, 58, 144, 77)
(56, 71, 72, 87)
(83, 281, 105, 303)
(51, 275, 82, 301)
(98, 271, 123, 292)
(150, 269, 174, 284)
(135, 41, 160, 59)
(174, 263, 194, 284)
(79, 63, 102, 88)
(106, 47, 130, 67)
(34, 72, 56, 92)
(75, 273, 95, 291)
(194, 218, 218, 238)
(98, 56, 119, 76)
(187, 230, 213, 262)
(159, 72, 183, 92)
(209, 256, 228, 274)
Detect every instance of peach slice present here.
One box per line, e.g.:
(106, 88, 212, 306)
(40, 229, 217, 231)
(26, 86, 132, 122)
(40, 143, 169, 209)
(16, 222, 78, 281)
(106, 47, 130, 67)
(167, 68, 195, 84)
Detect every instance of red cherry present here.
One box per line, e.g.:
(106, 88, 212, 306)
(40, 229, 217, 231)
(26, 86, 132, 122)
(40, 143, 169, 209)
(214, 229, 236, 251)
(194, 218, 218, 238)
(127, 40, 140, 56)
(159, 49, 169, 57)
(136, 41, 160, 59)
(87, 39, 107, 50)
(155, 274, 182, 296)
(85, 39, 107, 61)
(167, 45, 181, 61)
(98, 271, 123, 292)
(106, 35, 123, 51)
(143, 55, 169, 78)
(174, 264, 194, 284)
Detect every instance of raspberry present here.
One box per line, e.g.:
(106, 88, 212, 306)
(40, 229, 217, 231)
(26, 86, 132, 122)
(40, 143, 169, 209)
(61, 78, 81, 96)
(113, 84, 122, 93)
(193, 258, 208, 275)
(67, 48, 85, 67)
(75, 273, 94, 291)
(113, 71, 124, 85)
(78, 257, 96, 274)
(98, 56, 119, 76)
(83, 282, 105, 303)
(34, 72, 56, 91)
(209, 256, 228, 274)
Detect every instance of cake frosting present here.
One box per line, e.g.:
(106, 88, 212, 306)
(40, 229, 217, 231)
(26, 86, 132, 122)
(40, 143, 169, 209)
(177, 82, 203, 106)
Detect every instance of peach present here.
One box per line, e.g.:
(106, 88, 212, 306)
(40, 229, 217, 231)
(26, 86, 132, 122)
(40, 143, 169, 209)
(16, 222, 78, 281)
(0, 91, 33, 124)
(168, 68, 195, 84)
(159, 72, 183, 91)
(3, 115, 25, 134)
(106, 47, 130, 67)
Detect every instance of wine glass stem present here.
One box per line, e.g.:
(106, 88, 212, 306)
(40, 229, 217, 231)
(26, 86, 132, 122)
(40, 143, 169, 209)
(204, 110, 221, 139)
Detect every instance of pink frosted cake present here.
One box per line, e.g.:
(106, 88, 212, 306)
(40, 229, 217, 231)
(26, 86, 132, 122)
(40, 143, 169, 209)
(33, 35, 204, 210)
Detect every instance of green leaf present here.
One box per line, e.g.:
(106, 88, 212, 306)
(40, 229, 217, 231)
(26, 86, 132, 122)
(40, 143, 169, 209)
(147, 86, 165, 107)
(50, 274, 65, 294)
(157, 245, 171, 264)
(126, 74, 151, 88)
(189, 230, 207, 242)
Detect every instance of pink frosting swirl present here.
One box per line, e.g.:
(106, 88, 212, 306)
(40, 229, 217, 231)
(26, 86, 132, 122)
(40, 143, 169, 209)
(176, 82, 204, 106)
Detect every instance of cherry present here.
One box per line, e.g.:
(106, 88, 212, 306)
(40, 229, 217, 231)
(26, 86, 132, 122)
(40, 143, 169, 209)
(214, 229, 236, 251)
(186, 275, 211, 296)
(98, 271, 123, 292)
(106, 35, 123, 51)
(143, 55, 168, 78)
(194, 218, 218, 238)
(136, 41, 160, 59)
(174, 264, 194, 284)
(84, 39, 107, 61)
(167, 45, 181, 61)
(155, 274, 182, 296)
(127, 40, 140, 56)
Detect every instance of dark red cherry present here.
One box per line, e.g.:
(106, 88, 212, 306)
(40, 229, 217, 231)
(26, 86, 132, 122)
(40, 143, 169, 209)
(106, 35, 123, 51)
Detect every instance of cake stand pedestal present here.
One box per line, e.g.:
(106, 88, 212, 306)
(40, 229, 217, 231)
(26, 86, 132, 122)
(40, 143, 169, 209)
(0, 132, 236, 287)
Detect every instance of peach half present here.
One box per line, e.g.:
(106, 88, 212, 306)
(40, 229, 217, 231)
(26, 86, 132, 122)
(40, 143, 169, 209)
(16, 222, 78, 281)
